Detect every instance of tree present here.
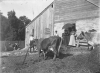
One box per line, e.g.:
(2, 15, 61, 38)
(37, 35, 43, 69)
(7, 10, 19, 41)
(0, 10, 31, 41)
(8, 10, 19, 29)
(17, 19, 25, 40)
(0, 13, 9, 40)
(19, 16, 31, 26)
(18, 16, 31, 40)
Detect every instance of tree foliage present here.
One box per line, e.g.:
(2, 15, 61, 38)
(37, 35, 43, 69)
(0, 12, 9, 40)
(0, 10, 31, 41)
(19, 16, 31, 26)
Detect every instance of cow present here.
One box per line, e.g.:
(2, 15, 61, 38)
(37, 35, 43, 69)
(37, 36, 61, 60)
(30, 39, 39, 52)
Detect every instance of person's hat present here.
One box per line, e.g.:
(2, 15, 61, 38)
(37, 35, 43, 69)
(55, 30, 57, 32)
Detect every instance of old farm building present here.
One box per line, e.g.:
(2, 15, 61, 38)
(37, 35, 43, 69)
(54, 0, 99, 36)
(25, 0, 100, 47)
(25, 2, 54, 47)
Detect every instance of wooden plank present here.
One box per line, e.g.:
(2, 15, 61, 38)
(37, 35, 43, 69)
(54, 0, 99, 22)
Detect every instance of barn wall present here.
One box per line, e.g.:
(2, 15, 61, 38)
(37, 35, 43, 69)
(34, 5, 54, 39)
(25, 5, 54, 48)
(76, 18, 100, 33)
(54, 17, 100, 37)
(54, 0, 99, 23)
(76, 17, 100, 44)
(25, 21, 35, 47)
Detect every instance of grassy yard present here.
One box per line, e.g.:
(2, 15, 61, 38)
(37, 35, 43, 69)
(1, 45, 100, 73)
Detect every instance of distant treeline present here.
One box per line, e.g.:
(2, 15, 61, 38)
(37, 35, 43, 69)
(0, 10, 31, 41)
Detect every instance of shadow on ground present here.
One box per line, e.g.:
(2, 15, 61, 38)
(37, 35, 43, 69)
(44, 51, 73, 60)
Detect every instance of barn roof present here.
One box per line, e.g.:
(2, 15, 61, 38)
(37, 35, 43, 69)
(26, 1, 54, 28)
(54, 0, 99, 23)
(26, 0, 100, 28)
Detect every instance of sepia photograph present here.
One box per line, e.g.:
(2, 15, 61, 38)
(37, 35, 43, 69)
(0, 0, 100, 73)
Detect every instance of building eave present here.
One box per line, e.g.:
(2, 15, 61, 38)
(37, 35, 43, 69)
(26, 2, 54, 28)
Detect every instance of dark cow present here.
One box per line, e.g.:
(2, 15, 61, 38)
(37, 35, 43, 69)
(38, 36, 61, 60)
(30, 39, 38, 52)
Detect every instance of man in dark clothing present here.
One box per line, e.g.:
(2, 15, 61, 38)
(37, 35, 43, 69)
(62, 29, 70, 46)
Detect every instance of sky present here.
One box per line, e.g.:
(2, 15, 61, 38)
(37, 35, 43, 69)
(0, 0, 54, 20)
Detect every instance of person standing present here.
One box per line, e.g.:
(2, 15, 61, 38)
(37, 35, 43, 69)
(62, 29, 70, 46)
(55, 30, 59, 36)
(29, 34, 34, 53)
(68, 29, 76, 47)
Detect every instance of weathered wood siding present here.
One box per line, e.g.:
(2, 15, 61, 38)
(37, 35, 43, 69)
(25, 4, 54, 47)
(53, 0, 99, 37)
(54, 0, 99, 23)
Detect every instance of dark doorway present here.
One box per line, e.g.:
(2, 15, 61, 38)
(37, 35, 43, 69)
(62, 23, 76, 46)
(68, 23, 76, 33)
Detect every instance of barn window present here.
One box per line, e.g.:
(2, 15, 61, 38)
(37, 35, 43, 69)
(32, 29, 34, 36)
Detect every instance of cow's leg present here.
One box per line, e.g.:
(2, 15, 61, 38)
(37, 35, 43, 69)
(51, 44, 58, 60)
(53, 49, 57, 60)
(13, 47, 15, 51)
(38, 49, 41, 57)
(53, 53, 57, 60)
(30, 44, 33, 53)
(30, 47, 32, 53)
(43, 51, 46, 60)
(38, 48, 46, 60)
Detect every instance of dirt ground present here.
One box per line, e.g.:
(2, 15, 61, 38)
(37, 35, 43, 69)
(1, 46, 100, 73)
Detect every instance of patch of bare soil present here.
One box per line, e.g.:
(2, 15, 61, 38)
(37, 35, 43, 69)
(1, 46, 100, 73)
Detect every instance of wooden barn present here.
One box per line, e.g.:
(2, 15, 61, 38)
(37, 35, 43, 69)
(25, 2, 54, 47)
(54, 0, 100, 36)
(25, 0, 100, 48)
